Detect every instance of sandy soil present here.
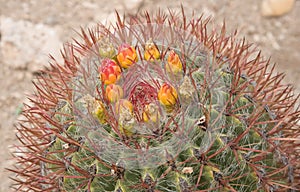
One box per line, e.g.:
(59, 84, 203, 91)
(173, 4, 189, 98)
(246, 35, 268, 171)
(0, 0, 299, 191)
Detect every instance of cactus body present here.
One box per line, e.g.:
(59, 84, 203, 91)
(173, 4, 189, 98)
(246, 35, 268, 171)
(10, 9, 300, 192)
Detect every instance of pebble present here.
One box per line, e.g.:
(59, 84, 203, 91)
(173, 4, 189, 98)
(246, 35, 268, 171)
(261, 0, 295, 17)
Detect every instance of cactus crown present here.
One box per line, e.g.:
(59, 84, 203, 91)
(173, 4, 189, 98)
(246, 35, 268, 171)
(10, 8, 300, 192)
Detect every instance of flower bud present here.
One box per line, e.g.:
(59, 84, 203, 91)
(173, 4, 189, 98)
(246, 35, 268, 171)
(117, 43, 138, 68)
(158, 83, 178, 112)
(166, 50, 183, 74)
(92, 100, 107, 124)
(144, 39, 160, 61)
(99, 59, 121, 85)
(80, 94, 107, 124)
(115, 99, 133, 114)
(105, 84, 123, 103)
(142, 103, 160, 123)
(116, 99, 135, 136)
(179, 76, 195, 101)
(99, 41, 116, 58)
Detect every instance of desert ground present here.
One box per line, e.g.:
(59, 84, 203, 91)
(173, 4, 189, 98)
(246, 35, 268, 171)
(0, 0, 299, 190)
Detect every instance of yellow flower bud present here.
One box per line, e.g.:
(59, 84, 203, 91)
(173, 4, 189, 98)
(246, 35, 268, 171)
(158, 83, 178, 112)
(142, 103, 160, 123)
(166, 50, 183, 74)
(93, 100, 107, 124)
(144, 39, 160, 61)
(105, 84, 123, 103)
(80, 94, 107, 124)
(115, 99, 133, 114)
(117, 43, 138, 69)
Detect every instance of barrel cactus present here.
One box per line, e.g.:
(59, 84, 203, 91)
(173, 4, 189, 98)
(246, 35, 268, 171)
(10, 9, 300, 191)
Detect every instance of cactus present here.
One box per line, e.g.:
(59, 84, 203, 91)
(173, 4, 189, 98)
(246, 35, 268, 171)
(9, 9, 300, 192)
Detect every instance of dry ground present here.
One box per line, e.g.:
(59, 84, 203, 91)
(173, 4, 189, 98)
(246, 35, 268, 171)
(0, 0, 299, 190)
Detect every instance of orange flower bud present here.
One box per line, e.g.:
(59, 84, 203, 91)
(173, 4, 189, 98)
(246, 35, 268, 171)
(142, 103, 160, 123)
(117, 43, 138, 68)
(166, 50, 183, 74)
(99, 59, 121, 85)
(105, 84, 123, 103)
(144, 39, 160, 61)
(157, 83, 178, 110)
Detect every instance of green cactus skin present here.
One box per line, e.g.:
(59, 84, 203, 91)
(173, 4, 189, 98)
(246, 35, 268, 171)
(10, 9, 300, 192)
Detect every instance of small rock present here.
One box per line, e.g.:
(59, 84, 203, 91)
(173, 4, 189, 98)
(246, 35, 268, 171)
(261, 0, 295, 17)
